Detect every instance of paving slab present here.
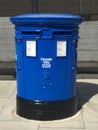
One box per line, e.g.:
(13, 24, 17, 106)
(0, 95, 16, 121)
(90, 94, 98, 104)
(38, 128, 85, 130)
(82, 102, 98, 123)
(39, 111, 84, 129)
(0, 81, 15, 98)
(0, 98, 9, 114)
(0, 79, 98, 130)
(0, 121, 38, 130)
(84, 123, 98, 130)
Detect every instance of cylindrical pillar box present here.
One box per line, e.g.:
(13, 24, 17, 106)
(10, 14, 84, 120)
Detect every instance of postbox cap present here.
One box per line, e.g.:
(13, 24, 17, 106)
(11, 14, 84, 24)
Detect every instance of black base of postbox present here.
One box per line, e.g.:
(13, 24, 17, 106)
(16, 96, 77, 121)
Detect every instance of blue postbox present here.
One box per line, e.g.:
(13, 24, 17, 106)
(10, 14, 84, 120)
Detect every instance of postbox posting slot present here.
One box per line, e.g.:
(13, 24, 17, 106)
(53, 31, 72, 37)
(22, 31, 40, 36)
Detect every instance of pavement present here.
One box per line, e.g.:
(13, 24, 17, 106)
(0, 79, 98, 130)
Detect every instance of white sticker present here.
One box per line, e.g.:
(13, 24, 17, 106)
(57, 41, 67, 56)
(40, 58, 52, 68)
(26, 41, 36, 57)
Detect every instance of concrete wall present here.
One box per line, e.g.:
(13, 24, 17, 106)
(78, 21, 98, 71)
(38, 0, 79, 14)
(0, 0, 98, 20)
(0, 17, 15, 62)
(38, 0, 98, 20)
(0, 0, 32, 16)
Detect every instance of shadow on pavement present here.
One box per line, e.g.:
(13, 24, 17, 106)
(76, 82, 98, 109)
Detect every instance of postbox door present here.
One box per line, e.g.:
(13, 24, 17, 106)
(23, 39, 69, 101)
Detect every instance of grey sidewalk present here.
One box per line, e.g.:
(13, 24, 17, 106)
(0, 79, 98, 130)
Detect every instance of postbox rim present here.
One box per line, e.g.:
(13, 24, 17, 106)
(10, 13, 84, 24)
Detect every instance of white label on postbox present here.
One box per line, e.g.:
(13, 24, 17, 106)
(26, 41, 36, 57)
(57, 41, 67, 57)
